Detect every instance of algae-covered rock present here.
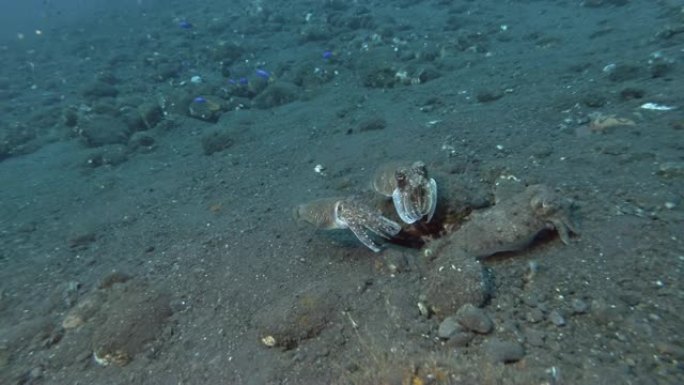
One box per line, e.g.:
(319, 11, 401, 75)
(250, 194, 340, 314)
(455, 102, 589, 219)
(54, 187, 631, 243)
(252, 82, 298, 109)
(77, 115, 130, 147)
(254, 286, 340, 350)
(201, 128, 234, 155)
(91, 283, 172, 366)
(422, 247, 492, 317)
(188, 95, 224, 122)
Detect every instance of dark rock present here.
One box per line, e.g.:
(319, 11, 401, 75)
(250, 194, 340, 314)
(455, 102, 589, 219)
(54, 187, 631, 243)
(591, 299, 627, 325)
(657, 162, 684, 179)
(201, 128, 234, 155)
(475, 89, 504, 103)
(81, 145, 128, 168)
(138, 103, 164, 129)
(63, 108, 79, 127)
(619, 87, 645, 100)
(549, 310, 566, 326)
(483, 339, 525, 364)
(254, 286, 339, 350)
(423, 247, 492, 316)
(455, 303, 494, 334)
(252, 82, 298, 109)
(607, 64, 642, 82)
(78, 115, 131, 147)
(128, 132, 156, 153)
(68, 232, 96, 249)
(358, 117, 387, 132)
(82, 82, 119, 99)
(96, 71, 119, 85)
(524, 328, 546, 347)
(582, 92, 607, 108)
(438, 317, 461, 339)
(446, 330, 475, 348)
(363, 67, 397, 89)
(153, 62, 180, 82)
(299, 24, 332, 42)
(414, 65, 441, 84)
(98, 271, 132, 289)
(571, 298, 589, 314)
(210, 42, 245, 63)
(188, 96, 225, 122)
(526, 308, 545, 323)
(92, 283, 172, 366)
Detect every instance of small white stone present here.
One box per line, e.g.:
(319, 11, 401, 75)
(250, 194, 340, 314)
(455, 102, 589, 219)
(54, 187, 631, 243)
(602, 63, 616, 73)
(314, 164, 326, 176)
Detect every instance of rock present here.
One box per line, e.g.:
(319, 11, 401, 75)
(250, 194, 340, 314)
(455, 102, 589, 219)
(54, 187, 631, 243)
(549, 310, 566, 327)
(201, 128, 234, 155)
(81, 145, 128, 168)
(571, 298, 589, 314)
(358, 116, 387, 132)
(252, 82, 298, 109)
(82, 81, 119, 99)
(61, 313, 85, 329)
(188, 95, 224, 122)
(68, 232, 97, 250)
(483, 339, 525, 364)
(98, 271, 132, 289)
(657, 162, 684, 179)
(138, 102, 163, 129)
(78, 115, 130, 147)
(455, 303, 493, 334)
(438, 317, 474, 347)
(92, 283, 172, 366)
(526, 308, 545, 323)
(524, 328, 546, 347)
(423, 249, 492, 316)
(446, 330, 475, 348)
(254, 286, 339, 350)
(437, 317, 461, 339)
(128, 132, 156, 153)
(475, 89, 504, 103)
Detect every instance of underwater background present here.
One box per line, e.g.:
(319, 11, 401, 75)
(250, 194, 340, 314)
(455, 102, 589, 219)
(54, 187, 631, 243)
(0, 0, 683, 384)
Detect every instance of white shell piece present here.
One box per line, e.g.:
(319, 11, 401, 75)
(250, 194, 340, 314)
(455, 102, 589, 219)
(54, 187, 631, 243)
(640, 102, 675, 111)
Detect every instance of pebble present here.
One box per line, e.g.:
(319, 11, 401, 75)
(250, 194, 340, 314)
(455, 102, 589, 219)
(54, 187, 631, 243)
(438, 317, 461, 339)
(447, 331, 475, 348)
(483, 338, 525, 364)
(571, 298, 589, 314)
(438, 317, 475, 347)
(524, 328, 546, 347)
(455, 303, 493, 334)
(526, 308, 545, 323)
(549, 310, 566, 327)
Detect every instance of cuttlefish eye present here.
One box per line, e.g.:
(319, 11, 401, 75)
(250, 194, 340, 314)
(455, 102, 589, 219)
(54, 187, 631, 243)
(394, 169, 408, 187)
(412, 161, 428, 178)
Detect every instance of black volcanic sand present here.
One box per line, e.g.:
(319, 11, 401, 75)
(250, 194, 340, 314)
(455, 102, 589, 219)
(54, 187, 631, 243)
(1, 0, 683, 384)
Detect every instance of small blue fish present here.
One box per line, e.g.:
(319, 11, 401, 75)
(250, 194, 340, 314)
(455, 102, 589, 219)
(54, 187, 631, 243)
(322, 50, 333, 59)
(193, 96, 206, 103)
(178, 20, 193, 29)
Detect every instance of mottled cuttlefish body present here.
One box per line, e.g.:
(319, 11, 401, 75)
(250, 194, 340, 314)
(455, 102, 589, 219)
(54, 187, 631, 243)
(453, 184, 577, 259)
(294, 197, 402, 252)
(371, 161, 438, 224)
